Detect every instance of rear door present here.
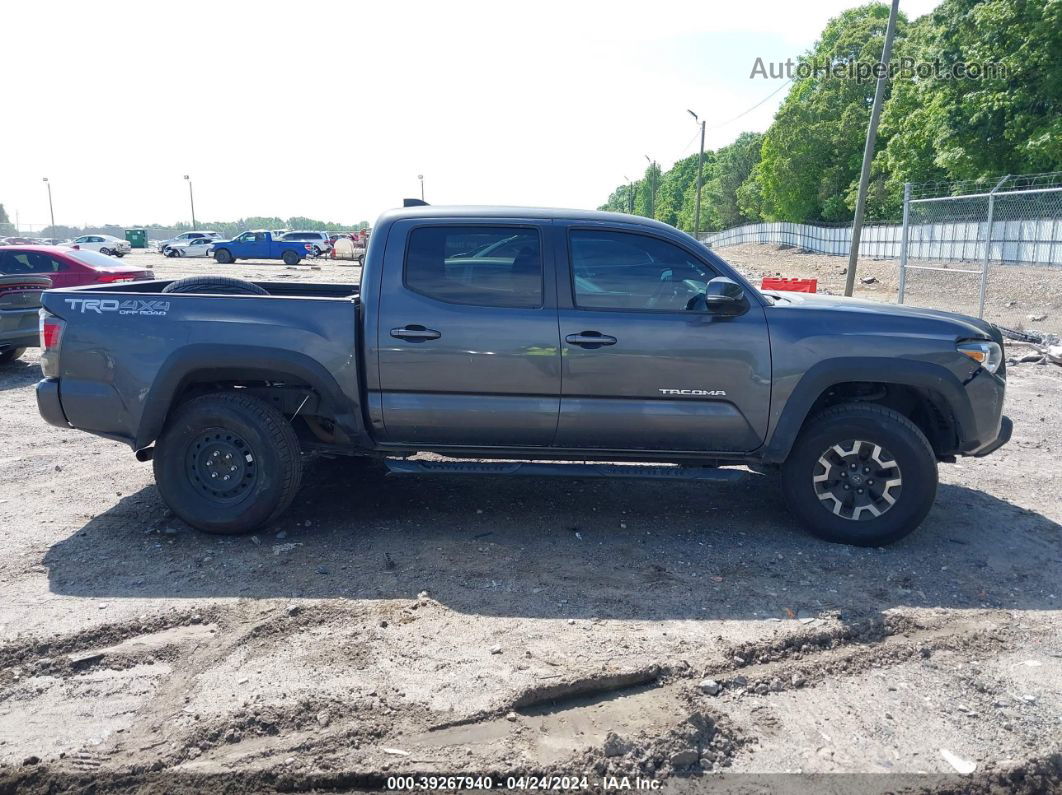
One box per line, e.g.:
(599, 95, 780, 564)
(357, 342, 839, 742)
(370, 219, 561, 447)
(553, 226, 771, 453)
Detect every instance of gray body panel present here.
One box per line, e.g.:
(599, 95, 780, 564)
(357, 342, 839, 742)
(36, 205, 1008, 467)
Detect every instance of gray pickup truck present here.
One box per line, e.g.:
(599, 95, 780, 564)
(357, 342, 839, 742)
(36, 205, 1011, 546)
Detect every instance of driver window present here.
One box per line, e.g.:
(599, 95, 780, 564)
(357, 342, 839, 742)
(569, 230, 717, 311)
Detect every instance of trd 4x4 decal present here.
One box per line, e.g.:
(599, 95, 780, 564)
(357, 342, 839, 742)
(64, 298, 170, 316)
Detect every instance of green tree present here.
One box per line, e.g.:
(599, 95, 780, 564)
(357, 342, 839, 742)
(751, 3, 910, 222)
(879, 0, 1062, 196)
(0, 204, 10, 227)
(704, 132, 764, 230)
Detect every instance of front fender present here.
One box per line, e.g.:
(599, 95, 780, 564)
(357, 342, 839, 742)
(761, 357, 974, 463)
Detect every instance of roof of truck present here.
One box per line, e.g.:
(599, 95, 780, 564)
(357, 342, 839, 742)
(377, 205, 687, 236)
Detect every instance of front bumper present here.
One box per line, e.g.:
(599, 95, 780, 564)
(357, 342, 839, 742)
(972, 415, 1012, 457)
(36, 378, 70, 429)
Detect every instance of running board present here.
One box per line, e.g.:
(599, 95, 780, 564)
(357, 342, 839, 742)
(384, 459, 747, 482)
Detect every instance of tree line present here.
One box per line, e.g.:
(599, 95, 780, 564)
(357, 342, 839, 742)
(599, 0, 1061, 235)
(2, 214, 371, 241)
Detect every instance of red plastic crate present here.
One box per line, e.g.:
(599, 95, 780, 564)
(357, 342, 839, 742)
(761, 276, 817, 293)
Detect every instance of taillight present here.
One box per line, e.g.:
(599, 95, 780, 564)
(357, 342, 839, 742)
(40, 311, 65, 377)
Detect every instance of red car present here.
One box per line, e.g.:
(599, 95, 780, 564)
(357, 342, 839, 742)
(0, 245, 153, 288)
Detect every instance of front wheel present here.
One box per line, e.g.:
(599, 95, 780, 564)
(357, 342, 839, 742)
(100, 247, 112, 256)
(781, 403, 937, 547)
(153, 393, 302, 534)
(214, 248, 233, 264)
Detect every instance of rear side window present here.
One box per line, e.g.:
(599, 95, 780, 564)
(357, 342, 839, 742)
(569, 230, 717, 311)
(0, 251, 61, 274)
(405, 226, 542, 308)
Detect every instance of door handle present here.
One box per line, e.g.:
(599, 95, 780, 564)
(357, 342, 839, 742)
(390, 325, 442, 341)
(565, 331, 617, 348)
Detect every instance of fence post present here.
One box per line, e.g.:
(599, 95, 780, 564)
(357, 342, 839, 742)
(898, 182, 911, 304)
(979, 175, 1008, 318)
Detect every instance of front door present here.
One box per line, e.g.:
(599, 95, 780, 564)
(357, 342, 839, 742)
(372, 220, 561, 447)
(554, 227, 771, 453)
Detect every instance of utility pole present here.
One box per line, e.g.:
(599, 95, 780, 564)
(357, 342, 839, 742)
(42, 178, 55, 231)
(688, 110, 706, 237)
(184, 175, 197, 229)
(623, 176, 634, 214)
(844, 0, 900, 296)
(418, 174, 424, 201)
(644, 155, 656, 218)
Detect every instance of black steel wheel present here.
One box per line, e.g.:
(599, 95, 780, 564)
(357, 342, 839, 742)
(153, 393, 302, 534)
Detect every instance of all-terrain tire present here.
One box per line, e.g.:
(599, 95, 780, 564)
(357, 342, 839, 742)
(161, 276, 269, 296)
(0, 348, 26, 365)
(282, 250, 301, 266)
(781, 403, 937, 547)
(214, 248, 234, 264)
(153, 393, 302, 534)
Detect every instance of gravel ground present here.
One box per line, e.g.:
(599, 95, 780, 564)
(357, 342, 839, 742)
(719, 243, 1062, 337)
(0, 247, 1059, 793)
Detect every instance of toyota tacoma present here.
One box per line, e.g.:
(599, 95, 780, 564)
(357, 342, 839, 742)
(36, 205, 1011, 546)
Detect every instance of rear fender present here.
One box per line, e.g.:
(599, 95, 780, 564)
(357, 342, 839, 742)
(136, 344, 369, 451)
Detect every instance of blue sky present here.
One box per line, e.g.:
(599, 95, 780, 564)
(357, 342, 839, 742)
(1, 0, 942, 229)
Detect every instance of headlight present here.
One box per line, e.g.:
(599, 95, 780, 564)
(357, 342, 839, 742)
(957, 340, 1002, 373)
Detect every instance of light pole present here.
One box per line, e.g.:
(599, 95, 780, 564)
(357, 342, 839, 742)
(687, 110, 706, 238)
(844, 0, 900, 296)
(417, 174, 424, 201)
(184, 175, 197, 229)
(42, 178, 55, 232)
(644, 155, 656, 218)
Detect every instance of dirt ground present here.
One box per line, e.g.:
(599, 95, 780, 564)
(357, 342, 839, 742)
(718, 243, 1062, 338)
(1, 247, 1060, 793)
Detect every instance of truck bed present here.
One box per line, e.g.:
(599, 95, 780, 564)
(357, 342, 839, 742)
(39, 280, 363, 450)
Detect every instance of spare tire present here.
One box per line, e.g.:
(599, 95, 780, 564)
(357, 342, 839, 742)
(161, 276, 269, 296)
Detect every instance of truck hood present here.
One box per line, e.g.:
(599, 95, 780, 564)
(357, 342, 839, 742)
(763, 291, 1000, 342)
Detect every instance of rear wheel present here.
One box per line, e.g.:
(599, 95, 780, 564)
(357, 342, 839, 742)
(781, 403, 937, 547)
(153, 393, 302, 534)
(0, 348, 26, 365)
(282, 250, 301, 266)
(214, 248, 234, 264)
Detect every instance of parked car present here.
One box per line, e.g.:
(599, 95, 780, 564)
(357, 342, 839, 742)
(209, 231, 315, 265)
(0, 245, 153, 288)
(164, 239, 216, 258)
(158, 231, 221, 255)
(0, 274, 51, 365)
(35, 205, 1011, 547)
(0, 237, 39, 246)
(64, 234, 131, 257)
(280, 231, 332, 256)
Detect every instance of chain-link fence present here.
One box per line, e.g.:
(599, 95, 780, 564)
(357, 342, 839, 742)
(898, 172, 1062, 336)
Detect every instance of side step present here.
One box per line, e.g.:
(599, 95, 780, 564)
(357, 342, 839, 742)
(384, 459, 747, 482)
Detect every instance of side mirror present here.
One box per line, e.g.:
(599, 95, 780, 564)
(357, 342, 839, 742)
(694, 276, 748, 315)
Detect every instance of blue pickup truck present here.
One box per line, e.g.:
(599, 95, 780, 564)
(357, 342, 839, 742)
(210, 231, 314, 266)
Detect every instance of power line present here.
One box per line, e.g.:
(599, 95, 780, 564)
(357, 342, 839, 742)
(707, 79, 793, 131)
